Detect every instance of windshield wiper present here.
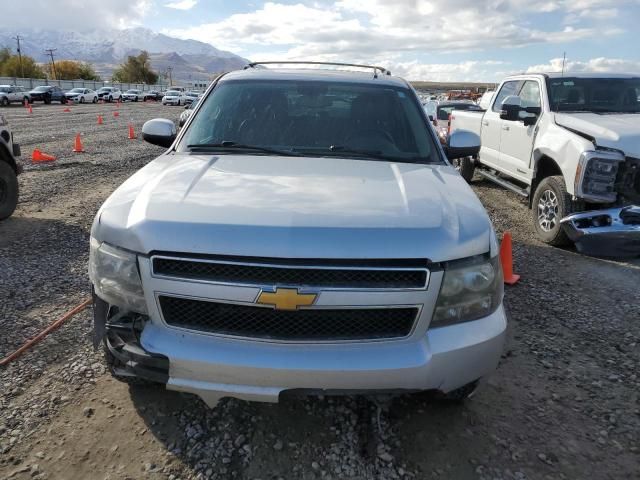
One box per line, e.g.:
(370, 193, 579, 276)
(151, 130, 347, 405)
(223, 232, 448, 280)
(293, 145, 423, 163)
(187, 141, 297, 157)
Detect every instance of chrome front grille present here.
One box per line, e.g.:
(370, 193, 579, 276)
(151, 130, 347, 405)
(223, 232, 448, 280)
(152, 256, 429, 290)
(159, 296, 419, 341)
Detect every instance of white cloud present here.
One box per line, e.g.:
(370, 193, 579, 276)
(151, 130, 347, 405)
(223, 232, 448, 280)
(165, 0, 624, 61)
(164, 0, 198, 10)
(526, 57, 640, 74)
(0, 0, 152, 30)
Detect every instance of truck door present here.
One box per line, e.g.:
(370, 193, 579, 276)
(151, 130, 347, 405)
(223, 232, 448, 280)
(497, 80, 541, 182)
(479, 80, 520, 169)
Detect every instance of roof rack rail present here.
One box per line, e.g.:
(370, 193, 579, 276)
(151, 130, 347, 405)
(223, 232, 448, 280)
(244, 61, 391, 78)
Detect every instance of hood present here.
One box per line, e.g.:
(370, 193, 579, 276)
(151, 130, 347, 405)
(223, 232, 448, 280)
(555, 112, 640, 158)
(95, 154, 492, 262)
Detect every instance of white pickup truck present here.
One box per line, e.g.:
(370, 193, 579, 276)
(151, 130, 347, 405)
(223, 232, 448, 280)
(449, 73, 640, 257)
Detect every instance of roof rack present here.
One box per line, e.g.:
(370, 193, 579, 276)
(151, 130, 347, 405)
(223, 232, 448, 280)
(244, 61, 391, 78)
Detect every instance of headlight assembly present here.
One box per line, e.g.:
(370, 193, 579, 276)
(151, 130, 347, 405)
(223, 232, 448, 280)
(89, 238, 147, 314)
(575, 150, 625, 202)
(431, 255, 503, 327)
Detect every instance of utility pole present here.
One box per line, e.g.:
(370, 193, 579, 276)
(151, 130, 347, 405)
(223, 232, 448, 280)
(561, 52, 566, 77)
(166, 67, 173, 87)
(13, 35, 25, 78)
(45, 48, 58, 80)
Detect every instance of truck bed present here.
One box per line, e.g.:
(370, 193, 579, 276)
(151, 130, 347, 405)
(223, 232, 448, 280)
(449, 110, 484, 137)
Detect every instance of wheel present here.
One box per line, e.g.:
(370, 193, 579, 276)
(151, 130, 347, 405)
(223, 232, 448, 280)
(177, 99, 181, 106)
(452, 156, 475, 183)
(1, 97, 8, 107)
(0, 161, 19, 220)
(92, 96, 97, 103)
(531, 175, 578, 246)
(79, 96, 85, 104)
(44, 96, 51, 105)
(108, 96, 112, 103)
(60, 97, 67, 105)
(134, 97, 138, 102)
(22, 97, 29, 106)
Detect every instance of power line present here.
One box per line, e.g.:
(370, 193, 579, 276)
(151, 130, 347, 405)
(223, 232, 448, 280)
(44, 48, 58, 80)
(13, 35, 24, 78)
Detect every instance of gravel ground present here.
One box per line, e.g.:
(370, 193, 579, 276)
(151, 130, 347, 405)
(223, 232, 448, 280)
(1, 102, 639, 480)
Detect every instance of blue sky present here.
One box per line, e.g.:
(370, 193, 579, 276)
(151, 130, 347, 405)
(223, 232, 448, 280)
(7, 0, 640, 81)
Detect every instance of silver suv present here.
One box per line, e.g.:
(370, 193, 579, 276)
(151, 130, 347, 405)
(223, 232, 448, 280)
(89, 62, 506, 407)
(0, 85, 31, 106)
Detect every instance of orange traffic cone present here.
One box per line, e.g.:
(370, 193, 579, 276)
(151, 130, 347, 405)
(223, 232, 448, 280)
(73, 133, 85, 153)
(500, 232, 520, 285)
(27, 104, 33, 114)
(63, 106, 71, 113)
(24, 100, 29, 108)
(32, 149, 56, 163)
(128, 124, 136, 139)
(97, 115, 104, 125)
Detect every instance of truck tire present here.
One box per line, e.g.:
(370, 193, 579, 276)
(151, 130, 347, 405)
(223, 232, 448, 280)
(531, 175, 576, 246)
(1, 97, 9, 107)
(452, 156, 475, 183)
(0, 160, 19, 220)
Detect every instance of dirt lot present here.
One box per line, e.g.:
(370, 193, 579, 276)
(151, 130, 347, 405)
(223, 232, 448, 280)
(1, 102, 639, 480)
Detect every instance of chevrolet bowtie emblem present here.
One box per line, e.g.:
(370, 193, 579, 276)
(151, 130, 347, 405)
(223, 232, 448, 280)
(256, 288, 317, 310)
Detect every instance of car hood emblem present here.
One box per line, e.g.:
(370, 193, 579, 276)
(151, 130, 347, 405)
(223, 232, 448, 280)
(256, 288, 317, 310)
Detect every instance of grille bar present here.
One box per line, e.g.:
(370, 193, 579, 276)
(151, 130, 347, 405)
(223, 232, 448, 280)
(159, 296, 418, 341)
(152, 256, 428, 290)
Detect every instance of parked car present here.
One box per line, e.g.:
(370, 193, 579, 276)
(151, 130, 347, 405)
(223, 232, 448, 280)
(161, 90, 186, 106)
(96, 87, 122, 102)
(122, 89, 144, 102)
(28, 85, 67, 104)
(90, 63, 506, 408)
(183, 91, 200, 105)
(145, 90, 164, 101)
(0, 85, 31, 106)
(449, 73, 640, 256)
(65, 88, 98, 103)
(0, 114, 22, 220)
(178, 98, 198, 127)
(430, 101, 483, 145)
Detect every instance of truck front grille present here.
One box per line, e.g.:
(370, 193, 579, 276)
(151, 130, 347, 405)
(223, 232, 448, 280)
(152, 256, 429, 289)
(159, 296, 418, 341)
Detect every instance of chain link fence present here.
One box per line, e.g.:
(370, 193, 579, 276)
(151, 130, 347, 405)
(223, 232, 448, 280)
(0, 76, 171, 92)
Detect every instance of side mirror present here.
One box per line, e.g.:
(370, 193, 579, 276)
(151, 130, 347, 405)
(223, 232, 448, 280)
(499, 95, 522, 121)
(447, 130, 480, 160)
(142, 118, 177, 148)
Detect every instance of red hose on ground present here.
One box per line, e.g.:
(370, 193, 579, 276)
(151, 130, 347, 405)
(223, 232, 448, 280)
(0, 298, 92, 367)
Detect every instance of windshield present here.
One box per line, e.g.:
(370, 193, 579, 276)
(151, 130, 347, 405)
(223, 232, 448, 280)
(127, 90, 138, 93)
(34, 86, 50, 92)
(547, 77, 640, 113)
(437, 103, 481, 120)
(70, 88, 83, 93)
(166, 91, 180, 96)
(99, 88, 111, 92)
(0, 87, 9, 93)
(180, 79, 439, 163)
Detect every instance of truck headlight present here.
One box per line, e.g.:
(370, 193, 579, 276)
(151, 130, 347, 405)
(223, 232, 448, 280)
(575, 150, 624, 202)
(89, 238, 147, 314)
(431, 255, 503, 327)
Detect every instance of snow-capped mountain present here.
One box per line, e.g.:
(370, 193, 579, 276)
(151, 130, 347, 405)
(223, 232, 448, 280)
(0, 27, 248, 80)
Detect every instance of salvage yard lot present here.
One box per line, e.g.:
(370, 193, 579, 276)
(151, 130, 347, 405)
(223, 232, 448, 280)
(1, 102, 639, 480)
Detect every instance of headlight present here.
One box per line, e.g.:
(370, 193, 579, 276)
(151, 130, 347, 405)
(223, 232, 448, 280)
(89, 238, 147, 313)
(575, 150, 624, 202)
(431, 255, 503, 327)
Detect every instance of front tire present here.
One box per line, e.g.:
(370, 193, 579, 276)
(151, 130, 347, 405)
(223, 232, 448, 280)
(0, 161, 19, 220)
(452, 156, 475, 183)
(92, 96, 97, 103)
(531, 175, 577, 246)
(1, 97, 8, 107)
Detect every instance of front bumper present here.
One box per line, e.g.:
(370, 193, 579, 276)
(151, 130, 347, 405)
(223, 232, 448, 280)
(560, 206, 640, 257)
(138, 306, 506, 407)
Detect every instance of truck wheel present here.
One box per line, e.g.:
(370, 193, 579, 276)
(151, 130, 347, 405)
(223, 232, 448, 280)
(0, 161, 19, 220)
(1, 97, 9, 107)
(531, 175, 576, 246)
(452, 156, 475, 183)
